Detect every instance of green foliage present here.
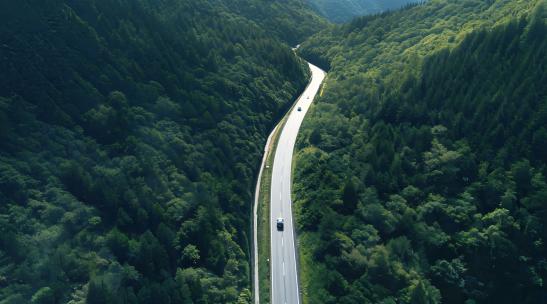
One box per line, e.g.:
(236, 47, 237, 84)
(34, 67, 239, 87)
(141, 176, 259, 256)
(299, 0, 539, 71)
(86, 281, 110, 304)
(0, 0, 323, 302)
(295, 0, 547, 303)
(31, 287, 55, 304)
(216, 0, 328, 45)
(306, 0, 423, 23)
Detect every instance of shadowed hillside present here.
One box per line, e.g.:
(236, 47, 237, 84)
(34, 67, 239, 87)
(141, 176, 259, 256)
(0, 0, 325, 303)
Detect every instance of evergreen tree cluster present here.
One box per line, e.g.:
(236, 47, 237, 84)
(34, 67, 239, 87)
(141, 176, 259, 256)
(305, 0, 423, 23)
(295, 0, 547, 303)
(0, 0, 325, 303)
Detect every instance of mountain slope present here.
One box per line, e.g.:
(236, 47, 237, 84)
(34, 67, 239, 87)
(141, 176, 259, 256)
(295, 0, 547, 303)
(215, 0, 329, 45)
(306, 0, 423, 23)
(0, 0, 325, 303)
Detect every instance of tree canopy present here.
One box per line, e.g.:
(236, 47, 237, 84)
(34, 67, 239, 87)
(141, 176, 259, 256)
(305, 0, 423, 23)
(295, 0, 547, 303)
(0, 0, 325, 302)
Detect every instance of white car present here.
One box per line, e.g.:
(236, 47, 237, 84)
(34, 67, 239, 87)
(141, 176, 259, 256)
(276, 218, 284, 231)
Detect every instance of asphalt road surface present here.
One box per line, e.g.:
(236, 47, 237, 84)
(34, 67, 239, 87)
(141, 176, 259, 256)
(270, 62, 326, 304)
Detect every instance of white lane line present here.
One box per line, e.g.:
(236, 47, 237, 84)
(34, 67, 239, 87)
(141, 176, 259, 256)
(289, 213, 301, 304)
(282, 236, 284, 247)
(269, 64, 324, 304)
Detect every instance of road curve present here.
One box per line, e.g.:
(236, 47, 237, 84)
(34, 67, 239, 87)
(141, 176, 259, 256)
(270, 62, 326, 304)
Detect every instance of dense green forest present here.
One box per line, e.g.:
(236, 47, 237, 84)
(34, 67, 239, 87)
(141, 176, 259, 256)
(213, 0, 328, 46)
(295, 0, 547, 303)
(0, 0, 325, 303)
(305, 0, 423, 23)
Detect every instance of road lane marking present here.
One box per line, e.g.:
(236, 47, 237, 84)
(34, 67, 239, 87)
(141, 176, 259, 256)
(289, 212, 301, 304)
(268, 63, 325, 304)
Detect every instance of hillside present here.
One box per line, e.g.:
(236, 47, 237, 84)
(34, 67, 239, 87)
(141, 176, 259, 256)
(0, 0, 325, 303)
(305, 0, 423, 23)
(295, 0, 547, 303)
(215, 0, 329, 45)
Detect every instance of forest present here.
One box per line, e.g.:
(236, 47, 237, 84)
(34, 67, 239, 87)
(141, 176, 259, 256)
(305, 0, 422, 23)
(295, 0, 547, 303)
(0, 0, 325, 303)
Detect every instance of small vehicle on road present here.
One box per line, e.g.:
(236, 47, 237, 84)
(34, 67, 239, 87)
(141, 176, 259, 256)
(276, 218, 284, 231)
(297, 106, 302, 112)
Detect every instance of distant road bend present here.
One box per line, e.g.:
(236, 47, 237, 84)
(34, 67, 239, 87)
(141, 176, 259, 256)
(270, 62, 326, 304)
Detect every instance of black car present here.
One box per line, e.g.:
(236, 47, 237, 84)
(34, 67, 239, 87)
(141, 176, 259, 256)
(276, 218, 284, 231)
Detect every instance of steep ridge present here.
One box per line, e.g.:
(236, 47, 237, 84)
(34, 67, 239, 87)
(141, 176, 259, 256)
(0, 0, 325, 303)
(294, 0, 546, 303)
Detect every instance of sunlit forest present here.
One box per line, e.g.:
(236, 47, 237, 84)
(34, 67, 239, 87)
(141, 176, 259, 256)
(296, 0, 547, 303)
(0, 0, 325, 303)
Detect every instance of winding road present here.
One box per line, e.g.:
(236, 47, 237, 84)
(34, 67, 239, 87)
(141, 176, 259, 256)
(270, 62, 325, 304)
